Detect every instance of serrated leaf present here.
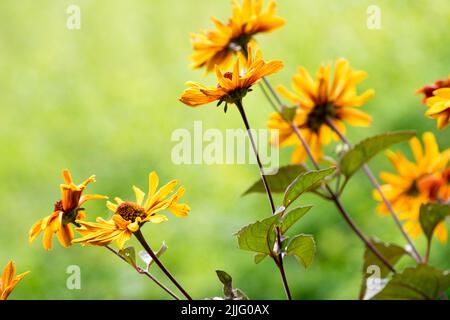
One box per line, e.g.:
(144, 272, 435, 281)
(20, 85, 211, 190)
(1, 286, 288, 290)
(340, 131, 415, 179)
(254, 253, 267, 264)
(243, 165, 308, 195)
(359, 239, 407, 300)
(281, 206, 312, 234)
(283, 167, 335, 208)
(285, 234, 316, 268)
(118, 247, 136, 267)
(419, 203, 450, 242)
(235, 213, 281, 255)
(372, 265, 450, 300)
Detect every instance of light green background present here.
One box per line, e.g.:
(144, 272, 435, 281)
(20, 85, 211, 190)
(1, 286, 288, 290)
(0, 0, 448, 299)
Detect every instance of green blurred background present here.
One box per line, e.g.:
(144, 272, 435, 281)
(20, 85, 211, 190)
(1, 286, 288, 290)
(0, 0, 449, 300)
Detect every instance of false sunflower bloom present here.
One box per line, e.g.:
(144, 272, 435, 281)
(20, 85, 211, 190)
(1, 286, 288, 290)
(267, 59, 374, 163)
(190, 0, 284, 72)
(416, 74, 450, 103)
(29, 170, 107, 250)
(181, 44, 283, 109)
(425, 88, 450, 130)
(73, 172, 190, 249)
(1, 261, 29, 300)
(374, 132, 450, 243)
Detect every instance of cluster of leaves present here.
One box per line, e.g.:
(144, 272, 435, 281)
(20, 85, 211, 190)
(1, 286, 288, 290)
(239, 131, 450, 300)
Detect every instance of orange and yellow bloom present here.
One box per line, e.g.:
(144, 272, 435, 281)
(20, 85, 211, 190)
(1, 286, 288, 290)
(190, 0, 284, 72)
(425, 88, 450, 130)
(268, 59, 374, 163)
(1, 261, 29, 300)
(29, 170, 107, 250)
(181, 43, 283, 108)
(73, 171, 190, 249)
(374, 132, 450, 243)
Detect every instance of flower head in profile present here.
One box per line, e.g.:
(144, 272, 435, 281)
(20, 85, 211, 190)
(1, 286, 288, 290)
(190, 0, 284, 72)
(425, 88, 450, 130)
(181, 43, 283, 110)
(417, 75, 450, 103)
(73, 171, 190, 249)
(374, 132, 450, 243)
(29, 170, 107, 251)
(268, 59, 374, 163)
(1, 261, 29, 300)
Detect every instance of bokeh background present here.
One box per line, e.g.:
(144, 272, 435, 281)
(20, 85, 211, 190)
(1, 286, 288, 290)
(1, 0, 449, 299)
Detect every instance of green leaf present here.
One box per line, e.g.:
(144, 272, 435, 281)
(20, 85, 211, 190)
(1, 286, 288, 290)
(359, 239, 407, 300)
(419, 203, 450, 241)
(235, 213, 281, 255)
(254, 253, 267, 264)
(214, 270, 249, 300)
(283, 167, 336, 208)
(216, 270, 233, 298)
(138, 241, 168, 271)
(285, 234, 316, 268)
(243, 165, 308, 195)
(372, 265, 450, 300)
(281, 105, 297, 121)
(281, 206, 312, 234)
(118, 247, 136, 267)
(340, 131, 415, 179)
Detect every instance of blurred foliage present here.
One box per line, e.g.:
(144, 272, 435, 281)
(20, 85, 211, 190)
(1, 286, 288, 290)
(0, 0, 448, 299)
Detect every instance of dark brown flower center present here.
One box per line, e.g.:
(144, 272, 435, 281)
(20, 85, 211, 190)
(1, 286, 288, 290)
(305, 103, 336, 132)
(116, 202, 147, 222)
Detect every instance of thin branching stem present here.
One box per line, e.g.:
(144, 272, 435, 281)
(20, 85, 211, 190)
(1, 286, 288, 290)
(325, 117, 422, 263)
(105, 245, 181, 300)
(235, 99, 293, 300)
(259, 77, 397, 273)
(134, 230, 193, 300)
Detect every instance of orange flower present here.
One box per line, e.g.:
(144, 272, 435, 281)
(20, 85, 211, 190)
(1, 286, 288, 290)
(268, 59, 374, 163)
(73, 171, 190, 249)
(374, 132, 450, 243)
(29, 169, 107, 250)
(181, 44, 282, 108)
(425, 88, 450, 130)
(190, 0, 284, 72)
(1, 261, 29, 300)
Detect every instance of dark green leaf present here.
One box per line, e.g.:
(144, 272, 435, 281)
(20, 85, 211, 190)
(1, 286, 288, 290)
(235, 213, 281, 255)
(243, 165, 308, 195)
(359, 239, 407, 299)
(285, 234, 316, 268)
(419, 203, 450, 241)
(340, 131, 415, 179)
(281, 206, 312, 234)
(283, 167, 336, 207)
(216, 270, 233, 298)
(372, 265, 450, 300)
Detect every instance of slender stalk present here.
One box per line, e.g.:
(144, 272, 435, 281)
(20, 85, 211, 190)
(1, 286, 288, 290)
(424, 241, 431, 264)
(105, 245, 180, 300)
(134, 230, 193, 300)
(235, 99, 293, 300)
(325, 117, 422, 263)
(259, 78, 397, 273)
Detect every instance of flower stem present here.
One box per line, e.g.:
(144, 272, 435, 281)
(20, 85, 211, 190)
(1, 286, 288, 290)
(259, 78, 397, 273)
(134, 230, 193, 300)
(325, 117, 423, 263)
(105, 245, 180, 300)
(235, 99, 293, 300)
